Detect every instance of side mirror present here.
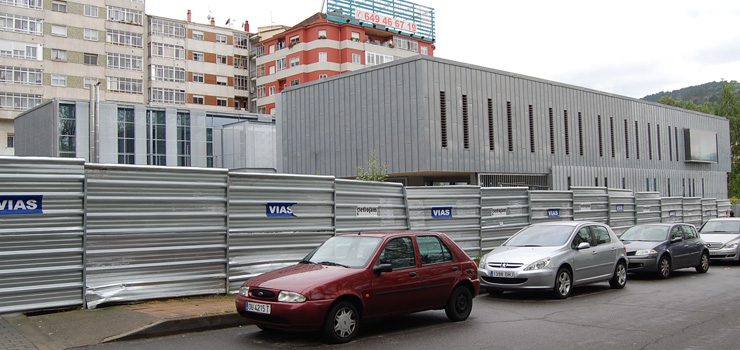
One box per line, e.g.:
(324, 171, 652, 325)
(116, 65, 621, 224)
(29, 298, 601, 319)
(577, 242, 591, 250)
(670, 236, 683, 243)
(373, 263, 393, 274)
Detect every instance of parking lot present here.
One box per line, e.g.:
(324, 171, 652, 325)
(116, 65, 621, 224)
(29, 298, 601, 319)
(85, 262, 740, 350)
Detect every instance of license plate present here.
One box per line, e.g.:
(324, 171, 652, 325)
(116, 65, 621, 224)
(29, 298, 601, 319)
(491, 270, 515, 278)
(246, 301, 271, 314)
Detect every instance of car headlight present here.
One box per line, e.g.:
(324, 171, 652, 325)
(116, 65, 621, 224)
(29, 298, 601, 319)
(723, 241, 739, 249)
(278, 291, 306, 303)
(237, 286, 249, 296)
(524, 258, 551, 271)
(634, 249, 657, 256)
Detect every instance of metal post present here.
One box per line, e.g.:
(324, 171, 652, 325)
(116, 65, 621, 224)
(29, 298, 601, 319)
(94, 82, 100, 163)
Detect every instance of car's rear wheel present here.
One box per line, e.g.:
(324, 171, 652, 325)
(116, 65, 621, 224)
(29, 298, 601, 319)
(657, 255, 671, 279)
(553, 268, 572, 299)
(445, 286, 473, 321)
(322, 301, 359, 344)
(696, 252, 710, 273)
(609, 261, 627, 289)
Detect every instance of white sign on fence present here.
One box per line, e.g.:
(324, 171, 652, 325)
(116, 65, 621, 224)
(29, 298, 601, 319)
(491, 206, 508, 217)
(356, 206, 379, 217)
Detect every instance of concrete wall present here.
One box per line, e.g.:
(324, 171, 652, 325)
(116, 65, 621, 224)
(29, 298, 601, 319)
(221, 120, 276, 170)
(13, 101, 56, 157)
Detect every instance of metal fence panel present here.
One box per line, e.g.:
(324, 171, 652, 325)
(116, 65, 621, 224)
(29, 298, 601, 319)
(701, 198, 717, 224)
(529, 191, 574, 224)
(0, 157, 85, 314)
(228, 173, 335, 292)
(335, 179, 408, 233)
(635, 192, 661, 224)
(717, 199, 731, 218)
(572, 187, 609, 223)
(660, 197, 684, 223)
(84, 165, 228, 308)
(480, 187, 529, 253)
(682, 197, 702, 228)
(608, 188, 635, 234)
(406, 186, 481, 257)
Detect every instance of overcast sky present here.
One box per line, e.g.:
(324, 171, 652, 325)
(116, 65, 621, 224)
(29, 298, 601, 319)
(147, 0, 740, 98)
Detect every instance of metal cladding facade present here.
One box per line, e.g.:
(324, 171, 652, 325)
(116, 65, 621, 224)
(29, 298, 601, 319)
(277, 56, 730, 198)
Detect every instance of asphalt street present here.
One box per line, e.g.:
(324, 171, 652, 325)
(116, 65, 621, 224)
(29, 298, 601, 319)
(84, 263, 740, 350)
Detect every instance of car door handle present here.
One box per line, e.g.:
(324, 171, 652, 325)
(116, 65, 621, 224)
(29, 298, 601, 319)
(409, 272, 417, 277)
(451, 266, 459, 271)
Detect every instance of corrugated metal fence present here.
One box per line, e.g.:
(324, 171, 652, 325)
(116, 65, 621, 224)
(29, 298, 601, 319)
(335, 180, 408, 233)
(635, 192, 661, 224)
(608, 189, 635, 234)
(529, 191, 574, 224)
(480, 187, 529, 253)
(572, 187, 609, 223)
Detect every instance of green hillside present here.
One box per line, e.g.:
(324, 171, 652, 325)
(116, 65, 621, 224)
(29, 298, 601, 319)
(642, 80, 740, 104)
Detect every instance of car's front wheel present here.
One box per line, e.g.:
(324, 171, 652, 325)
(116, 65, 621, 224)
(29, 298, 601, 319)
(609, 261, 627, 289)
(657, 255, 671, 279)
(696, 252, 710, 273)
(322, 301, 359, 344)
(445, 285, 473, 321)
(553, 268, 572, 299)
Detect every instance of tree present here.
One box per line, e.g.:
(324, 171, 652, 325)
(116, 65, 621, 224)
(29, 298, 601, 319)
(356, 152, 387, 182)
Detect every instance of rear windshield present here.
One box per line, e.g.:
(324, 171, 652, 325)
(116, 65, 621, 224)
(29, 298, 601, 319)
(700, 220, 740, 233)
(503, 225, 574, 247)
(620, 225, 668, 242)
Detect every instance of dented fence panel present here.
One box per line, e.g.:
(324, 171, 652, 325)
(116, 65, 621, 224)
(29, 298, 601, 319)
(480, 187, 529, 253)
(635, 192, 662, 224)
(335, 179, 408, 233)
(682, 197, 702, 228)
(529, 191, 574, 224)
(572, 187, 609, 223)
(660, 197, 684, 224)
(701, 198, 717, 224)
(717, 199, 731, 218)
(608, 188, 636, 234)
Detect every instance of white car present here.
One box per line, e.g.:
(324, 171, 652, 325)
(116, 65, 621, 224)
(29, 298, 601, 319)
(699, 218, 740, 262)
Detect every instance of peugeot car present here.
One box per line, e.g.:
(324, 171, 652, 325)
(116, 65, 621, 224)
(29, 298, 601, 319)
(699, 218, 740, 262)
(621, 224, 709, 278)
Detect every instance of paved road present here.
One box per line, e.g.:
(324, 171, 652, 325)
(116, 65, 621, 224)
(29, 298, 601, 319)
(85, 263, 740, 350)
(0, 318, 37, 350)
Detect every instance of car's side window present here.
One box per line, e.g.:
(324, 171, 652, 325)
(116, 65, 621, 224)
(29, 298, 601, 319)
(417, 236, 454, 265)
(592, 226, 611, 245)
(378, 237, 416, 269)
(682, 226, 697, 239)
(572, 227, 591, 249)
(670, 226, 683, 240)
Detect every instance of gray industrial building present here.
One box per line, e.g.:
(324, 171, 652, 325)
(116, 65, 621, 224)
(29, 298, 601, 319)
(276, 56, 730, 198)
(15, 99, 276, 171)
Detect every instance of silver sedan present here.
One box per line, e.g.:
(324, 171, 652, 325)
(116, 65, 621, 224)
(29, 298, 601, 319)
(478, 221, 628, 299)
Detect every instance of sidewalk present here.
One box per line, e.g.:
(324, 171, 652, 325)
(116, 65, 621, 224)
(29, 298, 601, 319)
(0, 295, 246, 350)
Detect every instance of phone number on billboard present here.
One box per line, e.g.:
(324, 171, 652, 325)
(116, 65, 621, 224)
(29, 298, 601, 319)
(354, 9, 417, 33)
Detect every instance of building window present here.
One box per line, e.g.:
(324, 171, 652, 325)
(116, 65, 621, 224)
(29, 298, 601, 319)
(106, 29, 143, 47)
(319, 74, 327, 79)
(289, 57, 300, 67)
(275, 58, 286, 71)
(192, 95, 204, 104)
(192, 73, 204, 83)
(4, 0, 42, 9)
(318, 52, 327, 62)
(235, 75, 248, 91)
(234, 34, 248, 49)
(440, 91, 447, 148)
(107, 76, 143, 94)
(217, 55, 227, 64)
(268, 86, 275, 96)
(84, 28, 99, 41)
(352, 53, 361, 64)
(216, 98, 227, 107)
(609, 116, 615, 157)
(268, 65, 275, 75)
(318, 29, 326, 39)
(0, 92, 41, 110)
(191, 51, 204, 62)
(117, 107, 135, 164)
(506, 101, 513, 152)
(51, 49, 67, 61)
(0, 40, 40, 60)
(58, 103, 76, 158)
(107, 6, 143, 25)
(668, 126, 673, 161)
(107, 53, 143, 71)
(0, 66, 42, 85)
(290, 79, 299, 86)
(529, 105, 535, 153)
(421, 46, 428, 55)
(268, 45, 274, 54)
(206, 128, 214, 167)
(6, 134, 13, 148)
(150, 18, 185, 38)
(564, 110, 570, 155)
(51, 74, 67, 87)
(150, 64, 185, 82)
(577, 112, 583, 156)
(51, 25, 67, 37)
(597, 115, 603, 157)
(84, 4, 98, 17)
(462, 95, 470, 149)
(51, 1, 66, 13)
(548, 108, 554, 154)
(149, 87, 185, 104)
(256, 85, 266, 97)
(647, 123, 653, 160)
(0, 13, 43, 35)
(216, 76, 227, 86)
(635, 121, 640, 159)
(393, 37, 418, 52)
(351, 31, 360, 42)
(83, 53, 98, 65)
(177, 112, 191, 166)
(488, 99, 495, 151)
(151, 42, 184, 59)
(146, 110, 166, 166)
(289, 35, 300, 45)
(365, 51, 393, 66)
(192, 30, 204, 40)
(234, 55, 249, 69)
(624, 119, 630, 159)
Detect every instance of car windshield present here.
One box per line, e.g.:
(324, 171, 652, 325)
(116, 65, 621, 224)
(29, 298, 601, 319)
(503, 225, 574, 247)
(620, 226, 668, 242)
(700, 220, 740, 233)
(302, 236, 382, 268)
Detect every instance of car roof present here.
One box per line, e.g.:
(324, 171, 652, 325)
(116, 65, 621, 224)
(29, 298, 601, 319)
(339, 231, 445, 238)
(707, 218, 740, 221)
(530, 221, 599, 227)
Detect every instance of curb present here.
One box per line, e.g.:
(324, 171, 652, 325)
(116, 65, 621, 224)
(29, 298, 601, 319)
(103, 313, 248, 342)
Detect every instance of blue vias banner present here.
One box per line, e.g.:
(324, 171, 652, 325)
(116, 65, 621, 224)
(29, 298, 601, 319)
(0, 195, 43, 215)
(547, 208, 561, 218)
(431, 206, 452, 219)
(266, 202, 297, 217)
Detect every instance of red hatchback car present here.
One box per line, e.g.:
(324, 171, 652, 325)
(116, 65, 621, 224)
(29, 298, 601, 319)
(235, 231, 480, 343)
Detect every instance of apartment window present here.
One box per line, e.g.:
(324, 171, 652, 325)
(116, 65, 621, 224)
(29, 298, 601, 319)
(647, 123, 652, 160)
(365, 52, 393, 66)
(289, 57, 300, 67)
(289, 35, 300, 45)
(635, 121, 640, 159)
(255, 85, 265, 97)
(488, 99, 494, 151)
(462, 95, 469, 149)
(440, 91, 447, 148)
(234, 34, 248, 49)
(268, 66, 275, 75)
(84, 77, 98, 88)
(656, 124, 662, 160)
(597, 115, 603, 157)
(192, 73, 204, 83)
(117, 107, 135, 164)
(216, 76, 227, 86)
(319, 74, 328, 79)
(206, 128, 214, 167)
(192, 95, 204, 104)
(674, 127, 679, 161)
(0, 66, 41, 84)
(177, 112, 191, 166)
(193, 52, 204, 62)
(393, 37, 418, 52)
(51, 1, 66, 13)
(192, 30, 204, 40)
(83, 53, 98, 65)
(268, 86, 275, 95)
(51, 24, 67, 37)
(50, 74, 66, 86)
(352, 53, 361, 64)
(217, 55, 227, 64)
(146, 110, 166, 166)
(234, 75, 248, 91)
(0, 13, 43, 35)
(624, 119, 629, 159)
(107, 6, 143, 25)
(275, 58, 286, 71)
(150, 65, 185, 82)
(234, 55, 248, 69)
(421, 46, 428, 55)
(318, 51, 327, 62)
(216, 98, 227, 107)
(151, 42, 184, 59)
(58, 103, 76, 157)
(525, 105, 534, 153)
(149, 18, 185, 38)
(84, 28, 98, 41)
(107, 53, 143, 71)
(0, 40, 40, 60)
(290, 79, 299, 86)
(149, 87, 185, 104)
(351, 31, 360, 41)
(268, 45, 274, 54)
(507, 101, 513, 152)
(6, 134, 13, 148)
(549, 108, 554, 154)
(3, 0, 42, 9)
(84, 4, 98, 17)
(106, 30, 142, 47)
(107, 76, 142, 94)
(609, 116, 615, 157)
(318, 29, 326, 39)
(0, 92, 41, 110)
(578, 112, 584, 156)
(668, 126, 673, 161)
(564, 110, 570, 155)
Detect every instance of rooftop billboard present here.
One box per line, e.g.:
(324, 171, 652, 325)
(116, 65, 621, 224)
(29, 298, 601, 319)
(326, 0, 435, 42)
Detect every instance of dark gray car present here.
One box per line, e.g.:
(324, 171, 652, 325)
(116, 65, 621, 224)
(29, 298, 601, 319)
(621, 224, 710, 279)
